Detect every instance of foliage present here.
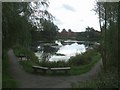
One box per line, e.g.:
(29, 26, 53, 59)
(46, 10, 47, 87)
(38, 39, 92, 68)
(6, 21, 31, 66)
(40, 19, 59, 41)
(13, 44, 39, 73)
(13, 44, 39, 64)
(2, 2, 33, 48)
(39, 60, 69, 68)
(71, 2, 119, 88)
(70, 54, 101, 75)
(29, 0, 53, 26)
(96, 69, 119, 88)
(2, 1, 55, 49)
(2, 50, 17, 88)
(37, 49, 101, 75)
(94, 2, 119, 71)
(69, 49, 98, 66)
(13, 45, 101, 75)
(59, 28, 76, 40)
(72, 68, 119, 88)
(76, 27, 101, 42)
(31, 19, 59, 42)
(19, 60, 37, 73)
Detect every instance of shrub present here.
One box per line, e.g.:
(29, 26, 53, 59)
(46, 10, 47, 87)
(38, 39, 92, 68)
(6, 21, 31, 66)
(73, 68, 119, 88)
(68, 49, 98, 66)
(19, 60, 35, 72)
(12, 44, 39, 64)
(39, 60, 69, 68)
(96, 69, 119, 88)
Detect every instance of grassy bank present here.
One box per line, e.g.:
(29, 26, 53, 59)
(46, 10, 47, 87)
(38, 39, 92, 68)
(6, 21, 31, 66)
(13, 44, 101, 76)
(70, 53, 100, 75)
(2, 50, 17, 88)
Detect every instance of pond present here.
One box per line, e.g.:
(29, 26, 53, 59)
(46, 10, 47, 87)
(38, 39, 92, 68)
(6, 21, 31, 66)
(35, 40, 89, 62)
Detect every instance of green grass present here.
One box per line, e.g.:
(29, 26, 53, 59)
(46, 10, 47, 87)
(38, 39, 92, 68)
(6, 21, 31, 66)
(2, 50, 18, 88)
(70, 53, 101, 75)
(19, 60, 38, 73)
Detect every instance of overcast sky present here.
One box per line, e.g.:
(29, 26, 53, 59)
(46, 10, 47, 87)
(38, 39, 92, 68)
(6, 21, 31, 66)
(48, 0, 100, 32)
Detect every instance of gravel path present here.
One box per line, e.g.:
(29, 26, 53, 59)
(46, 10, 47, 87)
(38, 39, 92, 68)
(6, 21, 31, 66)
(8, 49, 102, 88)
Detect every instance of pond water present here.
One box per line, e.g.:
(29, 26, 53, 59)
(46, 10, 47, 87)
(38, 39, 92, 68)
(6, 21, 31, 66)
(35, 40, 87, 62)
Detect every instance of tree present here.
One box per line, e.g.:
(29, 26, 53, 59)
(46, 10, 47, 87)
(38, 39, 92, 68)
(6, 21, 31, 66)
(28, 0, 54, 29)
(94, 2, 119, 71)
(2, 1, 53, 49)
(39, 19, 59, 41)
(76, 27, 100, 41)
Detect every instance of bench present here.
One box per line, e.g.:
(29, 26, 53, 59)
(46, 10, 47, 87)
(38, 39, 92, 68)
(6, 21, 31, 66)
(32, 66, 71, 74)
(17, 54, 28, 61)
(50, 67, 71, 73)
(32, 66, 49, 73)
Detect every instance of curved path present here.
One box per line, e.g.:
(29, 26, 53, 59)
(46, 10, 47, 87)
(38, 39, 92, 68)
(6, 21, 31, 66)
(8, 49, 102, 88)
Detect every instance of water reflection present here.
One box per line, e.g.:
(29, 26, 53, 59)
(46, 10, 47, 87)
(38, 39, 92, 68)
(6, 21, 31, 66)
(57, 43, 85, 56)
(35, 40, 86, 62)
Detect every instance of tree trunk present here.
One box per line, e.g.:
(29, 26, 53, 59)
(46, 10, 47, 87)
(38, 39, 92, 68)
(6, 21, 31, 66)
(104, 2, 107, 71)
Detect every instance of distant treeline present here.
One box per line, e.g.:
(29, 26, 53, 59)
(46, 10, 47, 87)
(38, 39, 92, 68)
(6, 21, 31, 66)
(76, 27, 101, 42)
(58, 27, 101, 42)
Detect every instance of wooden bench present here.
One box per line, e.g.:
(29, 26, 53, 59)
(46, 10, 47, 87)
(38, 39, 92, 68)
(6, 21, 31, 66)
(17, 54, 27, 60)
(32, 66, 49, 73)
(32, 66, 71, 74)
(50, 67, 71, 73)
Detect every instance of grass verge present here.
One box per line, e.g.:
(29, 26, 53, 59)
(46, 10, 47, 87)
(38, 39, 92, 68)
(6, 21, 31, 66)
(70, 53, 101, 75)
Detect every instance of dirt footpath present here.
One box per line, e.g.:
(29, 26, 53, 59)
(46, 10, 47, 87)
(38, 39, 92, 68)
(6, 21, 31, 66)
(8, 49, 102, 88)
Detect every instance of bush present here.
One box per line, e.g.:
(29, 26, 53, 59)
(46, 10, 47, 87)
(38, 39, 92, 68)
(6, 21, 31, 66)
(39, 60, 69, 68)
(69, 49, 97, 66)
(13, 44, 39, 64)
(73, 68, 119, 88)
(12, 44, 40, 73)
(19, 60, 36, 72)
(96, 69, 119, 88)
(69, 54, 90, 66)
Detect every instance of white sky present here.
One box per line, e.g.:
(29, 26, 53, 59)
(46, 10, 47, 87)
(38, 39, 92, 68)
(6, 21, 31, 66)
(48, 0, 100, 32)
